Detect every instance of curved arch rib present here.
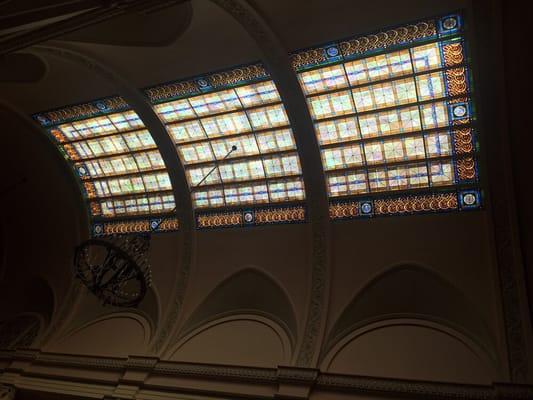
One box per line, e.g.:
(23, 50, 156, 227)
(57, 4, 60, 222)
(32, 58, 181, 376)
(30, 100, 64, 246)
(30, 43, 195, 355)
(210, 0, 331, 367)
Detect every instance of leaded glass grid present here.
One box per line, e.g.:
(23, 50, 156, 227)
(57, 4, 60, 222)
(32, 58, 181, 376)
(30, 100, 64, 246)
(34, 99, 176, 222)
(148, 68, 305, 209)
(294, 13, 479, 204)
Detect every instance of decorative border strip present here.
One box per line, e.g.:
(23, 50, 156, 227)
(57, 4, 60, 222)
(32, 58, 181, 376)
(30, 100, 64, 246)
(145, 63, 269, 103)
(196, 205, 307, 229)
(2, 349, 533, 399)
(329, 189, 481, 220)
(291, 14, 462, 71)
(92, 217, 179, 236)
(32, 96, 129, 127)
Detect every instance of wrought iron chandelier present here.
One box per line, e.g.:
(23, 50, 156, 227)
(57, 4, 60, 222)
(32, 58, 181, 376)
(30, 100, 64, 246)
(73, 146, 237, 307)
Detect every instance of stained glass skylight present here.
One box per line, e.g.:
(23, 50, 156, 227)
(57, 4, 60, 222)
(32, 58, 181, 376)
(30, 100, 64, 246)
(34, 98, 176, 230)
(32, 13, 480, 233)
(293, 14, 479, 205)
(147, 65, 305, 209)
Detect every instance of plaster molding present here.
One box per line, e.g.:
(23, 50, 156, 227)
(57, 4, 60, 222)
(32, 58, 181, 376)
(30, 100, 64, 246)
(316, 374, 494, 399)
(47, 311, 152, 354)
(35, 352, 126, 371)
(154, 362, 278, 382)
(210, 0, 331, 368)
(168, 314, 292, 364)
(2, 350, 533, 400)
(29, 43, 196, 358)
(320, 318, 499, 378)
(125, 356, 159, 371)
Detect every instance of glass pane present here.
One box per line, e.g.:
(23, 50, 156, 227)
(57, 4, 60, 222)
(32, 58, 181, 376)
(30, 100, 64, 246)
(210, 134, 260, 159)
(416, 72, 446, 101)
(268, 178, 305, 202)
(263, 153, 301, 177)
(344, 49, 413, 85)
(256, 129, 296, 153)
(321, 145, 364, 170)
(315, 117, 359, 145)
(178, 142, 215, 164)
(186, 164, 221, 186)
(235, 81, 281, 107)
(358, 105, 421, 138)
(411, 43, 442, 72)
(168, 120, 206, 143)
(201, 111, 251, 137)
(188, 89, 241, 116)
(154, 99, 196, 122)
(352, 78, 417, 112)
(308, 90, 355, 120)
(299, 64, 348, 95)
(247, 104, 290, 129)
(218, 159, 265, 182)
(327, 171, 368, 197)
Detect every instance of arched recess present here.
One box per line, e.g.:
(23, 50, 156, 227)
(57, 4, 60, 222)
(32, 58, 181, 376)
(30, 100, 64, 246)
(173, 267, 297, 347)
(322, 264, 500, 377)
(210, 0, 331, 367)
(49, 284, 160, 347)
(169, 314, 291, 367)
(322, 319, 497, 384)
(45, 312, 151, 357)
(27, 43, 195, 355)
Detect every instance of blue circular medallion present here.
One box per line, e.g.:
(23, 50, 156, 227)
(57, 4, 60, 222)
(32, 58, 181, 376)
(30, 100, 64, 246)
(326, 46, 339, 58)
(361, 202, 372, 214)
(463, 193, 477, 206)
(197, 79, 209, 88)
(95, 102, 107, 111)
(243, 211, 254, 223)
(442, 17, 458, 30)
(453, 105, 467, 118)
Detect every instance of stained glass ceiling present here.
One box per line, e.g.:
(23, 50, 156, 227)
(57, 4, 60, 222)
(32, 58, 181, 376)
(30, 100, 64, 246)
(147, 67, 305, 209)
(33, 13, 480, 233)
(34, 98, 177, 233)
(293, 15, 477, 203)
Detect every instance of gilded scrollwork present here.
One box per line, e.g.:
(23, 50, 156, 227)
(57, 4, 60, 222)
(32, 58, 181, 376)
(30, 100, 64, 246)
(445, 67, 468, 96)
(197, 212, 242, 228)
(209, 64, 268, 88)
(146, 80, 198, 103)
(33, 96, 128, 126)
(254, 206, 305, 224)
(456, 156, 476, 181)
(329, 201, 359, 219)
(97, 218, 179, 235)
(340, 21, 437, 58)
(442, 41, 464, 66)
(452, 127, 474, 154)
(374, 192, 458, 215)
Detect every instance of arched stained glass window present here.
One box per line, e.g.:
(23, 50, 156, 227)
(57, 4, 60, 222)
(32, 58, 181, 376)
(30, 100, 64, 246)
(146, 65, 305, 209)
(33, 98, 178, 235)
(293, 14, 481, 219)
